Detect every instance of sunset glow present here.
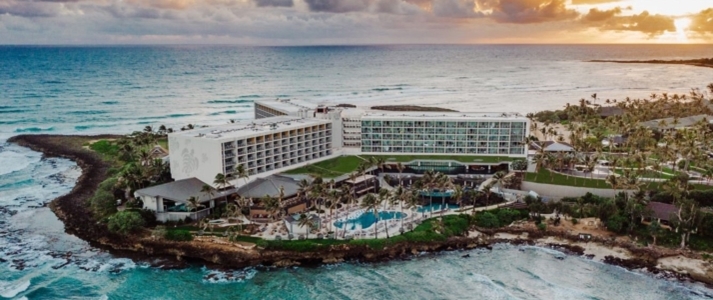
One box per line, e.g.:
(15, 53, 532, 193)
(0, 0, 710, 44)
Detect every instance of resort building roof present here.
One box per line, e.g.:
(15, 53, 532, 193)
(647, 201, 677, 222)
(169, 116, 330, 141)
(255, 99, 321, 115)
(529, 141, 574, 152)
(598, 106, 624, 118)
(236, 174, 305, 199)
(360, 111, 525, 120)
(135, 178, 231, 203)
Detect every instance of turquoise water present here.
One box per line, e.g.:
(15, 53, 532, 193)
(334, 211, 406, 230)
(420, 190, 454, 197)
(2, 45, 713, 299)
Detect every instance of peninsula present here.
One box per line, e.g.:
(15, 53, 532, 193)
(590, 58, 713, 69)
(10, 86, 713, 286)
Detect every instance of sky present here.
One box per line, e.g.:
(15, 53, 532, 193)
(0, 0, 711, 44)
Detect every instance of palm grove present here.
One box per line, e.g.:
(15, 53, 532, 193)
(527, 83, 713, 249)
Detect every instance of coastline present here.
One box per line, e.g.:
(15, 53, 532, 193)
(589, 58, 713, 69)
(8, 134, 713, 287)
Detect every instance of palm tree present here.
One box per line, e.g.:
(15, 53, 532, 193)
(452, 184, 465, 209)
(224, 203, 244, 235)
(396, 162, 406, 187)
(213, 173, 231, 204)
(605, 174, 619, 194)
(327, 189, 340, 234)
(377, 188, 391, 238)
(186, 196, 204, 213)
(435, 172, 452, 213)
(235, 164, 249, 185)
(482, 182, 494, 207)
(491, 171, 507, 192)
(404, 190, 421, 222)
(263, 195, 282, 222)
(361, 193, 381, 238)
(297, 213, 315, 239)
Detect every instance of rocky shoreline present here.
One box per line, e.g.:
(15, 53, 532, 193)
(8, 134, 713, 287)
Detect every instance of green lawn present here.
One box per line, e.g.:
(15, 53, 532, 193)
(363, 155, 515, 163)
(525, 169, 612, 189)
(157, 137, 169, 150)
(282, 156, 367, 178)
(524, 169, 711, 191)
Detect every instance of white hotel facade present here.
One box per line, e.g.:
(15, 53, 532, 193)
(169, 99, 529, 187)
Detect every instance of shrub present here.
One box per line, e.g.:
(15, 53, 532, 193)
(537, 223, 547, 231)
(90, 189, 118, 219)
(606, 214, 626, 233)
(496, 209, 522, 226)
(89, 140, 119, 157)
(511, 160, 528, 172)
(165, 229, 193, 241)
(571, 218, 579, 225)
(107, 211, 145, 234)
(475, 212, 500, 228)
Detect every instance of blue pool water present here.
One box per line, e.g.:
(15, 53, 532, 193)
(420, 190, 453, 197)
(334, 211, 406, 230)
(417, 204, 460, 213)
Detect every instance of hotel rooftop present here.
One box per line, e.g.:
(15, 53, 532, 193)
(255, 99, 321, 114)
(172, 115, 330, 140)
(360, 111, 525, 119)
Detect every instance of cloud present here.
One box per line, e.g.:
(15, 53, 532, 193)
(124, 0, 197, 10)
(303, 0, 370, 13)
(254, 0, 294, 7)
(0, 0, 64, 17)
(597, 11, 675, 36)
(432, 0, 483, 18)
(582, 7, 621, 22)
(477, 0, 579, 24)
(372, 0, 422, 15)
(570, 0, 619, 4)
(690, 8, 713, 33)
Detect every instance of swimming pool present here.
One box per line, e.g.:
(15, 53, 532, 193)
(334, 211, 406, 230)
(416, 203, 459, 213)
(420, 190, 453, 197)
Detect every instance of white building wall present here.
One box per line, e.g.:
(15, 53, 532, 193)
(168, 134, 224, 187)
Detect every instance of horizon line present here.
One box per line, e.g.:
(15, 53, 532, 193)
(1, 42, 713, 47)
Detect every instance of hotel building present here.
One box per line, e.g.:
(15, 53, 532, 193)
(167, 98, 528, 187)
(360, 112, 527, 156)
(168, 115, 334, 187)
(140, 98, 529, 220)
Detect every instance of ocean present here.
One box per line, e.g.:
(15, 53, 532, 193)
(1, 45, 713, 299)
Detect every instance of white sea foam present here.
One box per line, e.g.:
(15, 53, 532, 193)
(0, 147, 39, 177)
(0, 279, 30, 298)
(201, 267, 257, 284)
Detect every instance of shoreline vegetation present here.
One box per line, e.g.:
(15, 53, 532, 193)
(8, 134, 713, 286)
(589, 58, 713, 69)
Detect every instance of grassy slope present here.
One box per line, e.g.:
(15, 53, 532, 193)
(282, 156, 367, 178)
(525, 169, 612, 189)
